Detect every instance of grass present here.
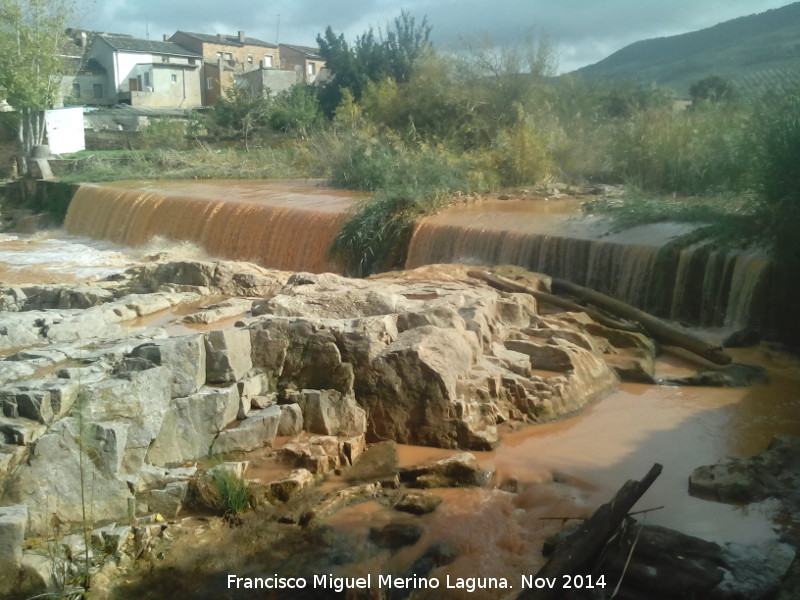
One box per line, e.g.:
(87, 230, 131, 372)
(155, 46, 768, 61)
(58, 144, 318, 183)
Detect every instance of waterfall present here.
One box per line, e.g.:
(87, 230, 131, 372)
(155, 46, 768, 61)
(64, 181, 354, 273)
(405, 201, 769, 329)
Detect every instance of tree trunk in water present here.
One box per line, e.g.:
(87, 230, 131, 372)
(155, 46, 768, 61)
(551, 278, 731, 365)
(517, 463, 663, 600)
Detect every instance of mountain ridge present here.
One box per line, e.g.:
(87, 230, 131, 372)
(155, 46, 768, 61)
(573, 2, 800, 97)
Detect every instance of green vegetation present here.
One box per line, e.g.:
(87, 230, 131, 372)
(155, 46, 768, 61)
(44, 10, 800, 342)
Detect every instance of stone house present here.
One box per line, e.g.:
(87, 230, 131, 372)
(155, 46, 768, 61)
(168, 31, 280, 105)
(278, 44, 327, 84)
(86, 34, 204, 109)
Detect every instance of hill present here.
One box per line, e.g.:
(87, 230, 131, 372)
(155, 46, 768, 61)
(573, 2, 800, 97)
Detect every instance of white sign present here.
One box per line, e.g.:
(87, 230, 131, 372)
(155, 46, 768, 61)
(44, 106, 85, 154)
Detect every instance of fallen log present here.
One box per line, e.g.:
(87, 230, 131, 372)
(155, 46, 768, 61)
(518, 463, 663, 600)
(467, 270, 640, 332)
(551, 278, 731, 365)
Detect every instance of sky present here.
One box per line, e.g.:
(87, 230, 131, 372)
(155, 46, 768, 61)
(79, 0, 796, 73)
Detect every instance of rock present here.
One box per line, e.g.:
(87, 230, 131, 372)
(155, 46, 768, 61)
(279, 434, 365, 475)
(346, 441, 399, 483)
(370, 521, 424, 549)
(0, 416, 48, 446)
(395, 492, 442, 515)
(400, 453, 487, 488)
(145, 481, 189, 518)
(182, 298, 253, 324)
(689, 435, 800, 507)
(301, 389, 366, 437)
(211, 405, 282, 455)
(91, 523, 133, 556)
(3, 418, 132, 535)
(78, 366, 172, 472)
(662, 362, 769, 387)
(141, 261, 288, 297)
(0, 504, 27, 595)
(717, 540, 796, 600)
(130, 334, 206, 397)
(147, 386, 239, 467)
(205, 329, 252, 383)
(277, 403, 303, 436)
(268, 469, 314, 502)
(17, 551, 57, 597)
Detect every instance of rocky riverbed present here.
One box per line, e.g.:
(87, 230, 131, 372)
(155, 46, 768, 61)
(0, 259, 797, 598)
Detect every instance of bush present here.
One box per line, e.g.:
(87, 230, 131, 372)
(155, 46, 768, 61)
(194, 466, 252, 518)
(140, 118, 188, 149)
(608, 103, 748, 194)
(268, 85, 323, 135)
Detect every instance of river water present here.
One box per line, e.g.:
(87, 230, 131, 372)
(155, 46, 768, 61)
(2, 181, 799, 595)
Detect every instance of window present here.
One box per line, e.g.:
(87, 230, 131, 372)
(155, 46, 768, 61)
(247, 53, 253, 64)
(72, 82, 81, 98)
(206, 77, 214, 90)
(171, 74, 178, 83)
(264, 55, 273, 68)
(93, 84, 102, 98)
(224, 52, 232, 61)
(189, 58, 196, 65)
(144, 72, 151, 89)
(307, 62, 316, 75)
(161, 55, 170, 63)
(216, 51, 223, 59)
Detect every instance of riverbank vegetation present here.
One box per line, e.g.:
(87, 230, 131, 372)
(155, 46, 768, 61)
(54, 13, 799, 338)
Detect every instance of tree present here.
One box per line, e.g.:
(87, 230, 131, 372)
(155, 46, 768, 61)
(268, 84, 321, 135)
(210, 85, 271, 148)
(0, 0, 75, 157)
(689, 75, 736, 104)
(316, 11, 432, 116)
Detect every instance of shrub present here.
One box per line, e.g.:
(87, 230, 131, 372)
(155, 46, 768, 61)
(608, 103, 748, 194)
(268, 85, 323, 135)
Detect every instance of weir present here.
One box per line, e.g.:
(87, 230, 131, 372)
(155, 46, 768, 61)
(405, 199, 769, 329)
(63, 183, 769, 329)
(64, 180, 356, 273)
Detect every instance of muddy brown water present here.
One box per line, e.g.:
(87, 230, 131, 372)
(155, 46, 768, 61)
(3, 182, 799, 595)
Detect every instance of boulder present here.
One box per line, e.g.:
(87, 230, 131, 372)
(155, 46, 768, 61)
(300, 389, 366, 437)
(277, 403, 303, 436)
(205, 329, 252, 383)
(400, 453, 487, 488)
(211, 405, 282, 455)
(0, 504, 27, 595)
(394, 492, 442, 515)
(130, 334, 206, 397)
(146, 386, 240, 467)
(268, 469, 314, 502)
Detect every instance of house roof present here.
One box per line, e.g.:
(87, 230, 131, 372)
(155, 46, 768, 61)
(279, 44, 322, 60)
(98, 34, 203, 58)
(173, 31, 277, 49)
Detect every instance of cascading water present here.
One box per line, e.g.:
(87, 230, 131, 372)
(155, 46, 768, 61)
(64, 180, 356, 273)
(62, 183, 769, 329)
(405, 198, 769, 329)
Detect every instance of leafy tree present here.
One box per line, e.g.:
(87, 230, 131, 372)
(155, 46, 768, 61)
(268, 84, 322, 135)
(316, 11, 432, 116)
(0, 0, 74, 157)
(210, 86, 271, 148)
(689, 75, 736, 104)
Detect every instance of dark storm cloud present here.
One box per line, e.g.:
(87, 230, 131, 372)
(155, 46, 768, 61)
(83, 0, 794, 72)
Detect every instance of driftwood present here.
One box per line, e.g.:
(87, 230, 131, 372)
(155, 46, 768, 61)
(551, 278, 731, 365)
(467, 271, 640, 332)
(517, 463, 663, 600)
(468, 270, 732, 366)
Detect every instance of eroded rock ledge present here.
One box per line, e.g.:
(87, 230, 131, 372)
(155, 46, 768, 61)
(0, 260, 656, 589)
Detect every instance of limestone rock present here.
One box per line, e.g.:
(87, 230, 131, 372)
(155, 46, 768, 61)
(0, 504, 27, 595)
(130, 334, 206, 397)
(147, 386, 240, 467)
(395, 492, 442, 515)
(300, 389, 366, 437)
(277, 403, 303, 436)
(211, 405, 282, 454)
(205, 329, 252, 383)
(400, 453, 487, 488)
(268, 468, 314, 502)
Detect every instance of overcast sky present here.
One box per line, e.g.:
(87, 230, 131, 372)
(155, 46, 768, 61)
(80, 0, 795, 73)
